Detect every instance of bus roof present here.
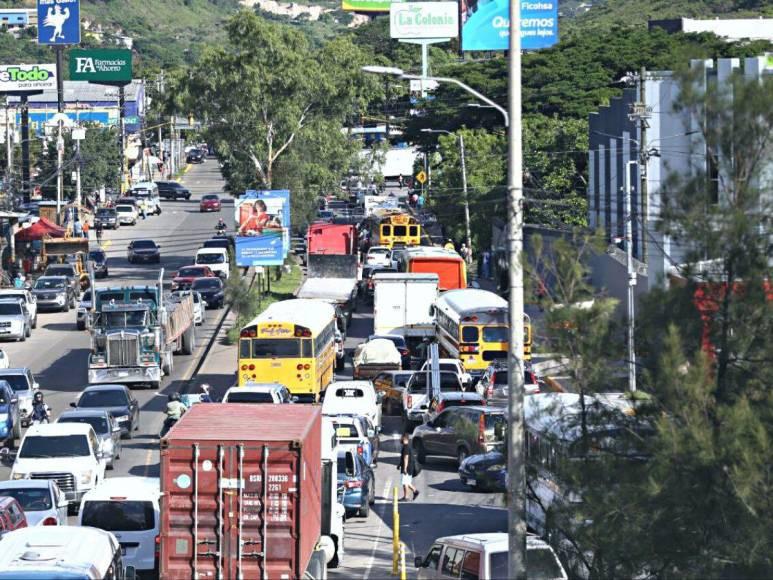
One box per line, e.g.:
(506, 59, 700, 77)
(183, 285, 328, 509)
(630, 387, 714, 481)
(246, 299, 335, 334)
(436, 289, 507, 318)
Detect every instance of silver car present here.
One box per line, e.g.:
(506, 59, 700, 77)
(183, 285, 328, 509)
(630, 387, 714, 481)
(0, 479, 68, 526)
(0, 289, 37, 330)
(32, 276, 76, 312)
(0, 298, 30, 341)
(56, 409, 122, 469)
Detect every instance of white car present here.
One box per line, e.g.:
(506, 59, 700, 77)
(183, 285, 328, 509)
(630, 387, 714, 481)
(174, 290, 205, 325)
(115, 203, 138, 225)
(11, 423, 107, 510)
(322, 380, 382, 433)
(0, 479, 68, 526)
(195, 247, 230, 279)
(365, 246, 392, 267)
(0, 349, 8, 369)
(0, 288, 38, 330)
(420, 358, 473, 387)
(222, 383, 294, 404)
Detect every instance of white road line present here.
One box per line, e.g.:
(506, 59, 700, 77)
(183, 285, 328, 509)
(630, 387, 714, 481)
(364, 478, 393, 580)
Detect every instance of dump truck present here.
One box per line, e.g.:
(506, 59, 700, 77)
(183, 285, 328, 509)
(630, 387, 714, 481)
(160, 404, 335, 579)
(306, 223, 356, 257)
(352, 337, 402, 379)
(87, 270, 196, 388)
(296, 254, 359, 328)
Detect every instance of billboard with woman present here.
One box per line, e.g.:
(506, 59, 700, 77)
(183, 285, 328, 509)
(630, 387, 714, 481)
(234, 190, 290, 266)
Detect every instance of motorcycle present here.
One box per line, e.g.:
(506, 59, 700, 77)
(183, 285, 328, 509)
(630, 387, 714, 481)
(160, 416, 178, 438)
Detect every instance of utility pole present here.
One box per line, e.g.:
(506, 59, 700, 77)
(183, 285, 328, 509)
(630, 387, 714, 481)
(119, 86, 126, 193)
(56, 46, 64, 223)
(624, 160, 638, 393)
(506, 0, 527, 577)
(170, 117, 176, 178)
(20, 96, 30, 201)
(73, 127, 85, 209)
(638, 66, 647, 262)
(459, 132, 472, 263)
(5, 102, 11, 192)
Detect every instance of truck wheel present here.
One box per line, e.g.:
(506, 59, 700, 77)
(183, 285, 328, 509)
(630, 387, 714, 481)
(181, 326, 195, 355)
(150, 381, 161, 390)
(162, 353, 173, 375)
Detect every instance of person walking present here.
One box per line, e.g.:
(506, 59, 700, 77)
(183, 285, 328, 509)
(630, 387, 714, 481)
(82, 220, 90, 239)
(398, 174, 404, 190)
(398, 433, 419, 501)
(95, 221, 103, 244)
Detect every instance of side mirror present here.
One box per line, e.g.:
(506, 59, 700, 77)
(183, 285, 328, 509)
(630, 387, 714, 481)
(69, 402, 77, 408)
(415, 556, 424, 568)
(367, 429, 375, 438)
(112, 425, 121, 433)
(10, 398, 17, 404)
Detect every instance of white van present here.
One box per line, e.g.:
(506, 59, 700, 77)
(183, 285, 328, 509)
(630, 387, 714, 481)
(0, 525, 132, 579)
(322, 380, 382, 432)
(414, 532, 567, 580)
(195, 247, 230, 279)
(130, 182, 161, 215)
(78, 477, 160, 575)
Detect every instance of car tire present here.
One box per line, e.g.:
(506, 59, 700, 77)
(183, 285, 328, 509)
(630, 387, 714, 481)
(12, 419, 20, 441)
(32, 315, 37, 329)
(358, 501, 370, 518)
(369, 479, 376, 505)
(77, 321, 85, 331)
(456, 447, 469, 466)
(150, 380, 161, 390)
(414, 440, 426, 464)
(25, 325, 30, 338)
(124, 427, 133, 440)
(107, 460, 114, 471)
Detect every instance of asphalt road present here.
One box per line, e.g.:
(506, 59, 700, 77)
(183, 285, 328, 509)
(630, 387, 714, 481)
(0, 160, 229, 484)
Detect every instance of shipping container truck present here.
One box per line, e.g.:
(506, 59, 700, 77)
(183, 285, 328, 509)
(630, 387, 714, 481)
(87, 270, 196, 388)
(296, 254, 359, 327)
(400, 247, 467, 291)
(307, 223, 356, 257)
(373, 273, 438, 341)
(160, 405, 332, 579)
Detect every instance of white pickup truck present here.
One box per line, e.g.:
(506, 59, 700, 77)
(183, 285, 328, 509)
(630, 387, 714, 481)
(401, 370, 465, 432)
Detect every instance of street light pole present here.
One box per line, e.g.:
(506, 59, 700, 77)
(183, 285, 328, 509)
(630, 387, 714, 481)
(624, 160, 638, 392)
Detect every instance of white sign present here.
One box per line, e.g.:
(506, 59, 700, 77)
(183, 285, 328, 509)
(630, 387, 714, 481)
(71, 127, 86, 140)
(390, 2, 459, 39)
(0, 64, 56, 93)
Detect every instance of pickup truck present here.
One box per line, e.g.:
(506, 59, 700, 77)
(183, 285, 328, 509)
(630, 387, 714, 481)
(328, 414, 379, 467)
(401, 370, 465, 432)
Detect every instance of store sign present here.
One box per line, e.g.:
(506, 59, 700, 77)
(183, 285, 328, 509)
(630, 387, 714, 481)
(342, 0, 391, 12)
(461, 0, 559, 52)
(390, 2, 459, 39)
(0, 64, 56, 92)
(37, 0, 80, 45)
(69, 49, 132, 82)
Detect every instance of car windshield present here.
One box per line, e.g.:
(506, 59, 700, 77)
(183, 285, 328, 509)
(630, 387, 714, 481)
(97, 210, 115, 217)
(19, 435, 91, 458)
(103, 310, 148, 328)
(78, 390, 127, 408)
(34, 278, 65, 290)
(0, 293, 25, 302)
(45, 266, 74, 277)
(372, 335, 406, 347)
(0, 488, 52, 511)
(203, 195, 219, 201)
(116, 206, 133, 212)
(369, 248, 389, 255)
(88, 251, 105, 262)
(59, 416, 109, 434)
(81, 500, 155, 532)
(192, 279, 222, 290)
(133, 240, 156, 249)
(196, 253, 225, 264)
(178, 267, 206, 278)
(0, 303, 22, 316)
(0, 374, 29, 392)
(226, 392, 274, 403)
(408, 372, 461, 393)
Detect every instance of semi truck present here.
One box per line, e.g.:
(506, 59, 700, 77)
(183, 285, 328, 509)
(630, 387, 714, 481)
(296, 254, 359, 327)
(373, 272, 439, 342)
(87, 270, 196, 388)
(160, 404, 339, 579)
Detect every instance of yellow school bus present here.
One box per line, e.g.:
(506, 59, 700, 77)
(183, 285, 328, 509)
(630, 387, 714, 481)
(238, 299, 336, 401)
(373, 212, 421, 248)
(433, 289, 532, 375)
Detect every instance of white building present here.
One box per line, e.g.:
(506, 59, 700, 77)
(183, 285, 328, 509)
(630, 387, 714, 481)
(588, 55, 772, 291)
(649, 17, 773, 42)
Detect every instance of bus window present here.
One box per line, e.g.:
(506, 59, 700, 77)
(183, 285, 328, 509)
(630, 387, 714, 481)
(482, 326, 508, 342)
(461, 326, 479, 342)
(251, 339, 300, 358)
(382, 225, 392, 236)
(240, 340, 251, 358)
(302, 339, 312, 357)
(409, 226, 418, 237)
(393, 225, 407, 237)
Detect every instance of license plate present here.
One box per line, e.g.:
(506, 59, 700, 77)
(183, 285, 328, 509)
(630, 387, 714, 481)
(118, 371, 129, 377)
(465, 478, 476, 486)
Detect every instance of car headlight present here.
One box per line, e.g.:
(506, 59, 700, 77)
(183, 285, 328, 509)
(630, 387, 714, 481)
(0, 413, 8, 422)
(487, 464, 506, 472)
(115, 415, 130, 423)
(55, 295, 65, 303)
(12, 472, 29, 480)
(101, 439, 114, 452)
(79, 470, 94, 484)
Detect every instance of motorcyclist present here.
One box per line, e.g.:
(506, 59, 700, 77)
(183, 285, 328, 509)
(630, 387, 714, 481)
(31, 392, 51, 425)
(160, 392, 187, 437)
(215, 218, 227, 232)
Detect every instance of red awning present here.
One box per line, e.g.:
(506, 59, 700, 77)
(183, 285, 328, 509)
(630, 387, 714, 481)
(15, 217, 66, 242)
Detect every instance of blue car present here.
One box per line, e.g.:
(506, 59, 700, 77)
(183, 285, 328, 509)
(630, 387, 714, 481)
(337, 450, 375, 518)
(458, 449, 507, 491)
(0, 380, 20, 448)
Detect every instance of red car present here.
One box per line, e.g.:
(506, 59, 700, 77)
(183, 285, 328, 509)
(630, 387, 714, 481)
(199, 194, 222, 212)
(172, 265, 215, 290)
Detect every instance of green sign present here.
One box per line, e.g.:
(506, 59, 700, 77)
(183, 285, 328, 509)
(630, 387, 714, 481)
(69, 49, 132, 82)
(342, 0, 391, 12)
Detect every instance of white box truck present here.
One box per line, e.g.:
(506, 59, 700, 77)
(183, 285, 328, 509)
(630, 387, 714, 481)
(373, 273, 438, 339)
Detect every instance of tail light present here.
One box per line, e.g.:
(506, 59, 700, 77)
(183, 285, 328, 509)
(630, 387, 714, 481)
(304, 364, 310, 370)
(357, 445, 364, 456)
(155, 535, 160, 560)
(248, 364, 255, 371)
(399, 348, 409, 356)
(297, 364, 304, 370)
(344, 480, 363, 489)
(407, 395, 413, 408)
(486, 384, 493, 398)
(42, 517, 57, 526)
(478, 414, 486, 445)
(436, 401, 445, 413)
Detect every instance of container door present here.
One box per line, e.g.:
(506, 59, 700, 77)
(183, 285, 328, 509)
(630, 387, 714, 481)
(405, 280, 436, 332)
(374, 281, 405, 335)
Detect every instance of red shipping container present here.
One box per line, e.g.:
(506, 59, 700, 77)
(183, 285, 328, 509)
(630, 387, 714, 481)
(307, 223, 356, 255)
(159, 405, 322, 579)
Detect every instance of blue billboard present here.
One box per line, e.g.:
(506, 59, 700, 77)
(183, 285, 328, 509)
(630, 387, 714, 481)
(461, 0, 558, 52)
(37, 0, 80, 45)
(234, 190, 290, 267)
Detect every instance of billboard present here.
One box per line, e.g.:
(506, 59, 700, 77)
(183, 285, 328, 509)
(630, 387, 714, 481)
(37, 0, 80, 45)
(69, 49, 132, 83)
(342, 0, 391, 12)
(234, 190, 291, 267)
(461, 0, 558, 52)
(390, 2, 459, 39)
(0, 64, 56, 93)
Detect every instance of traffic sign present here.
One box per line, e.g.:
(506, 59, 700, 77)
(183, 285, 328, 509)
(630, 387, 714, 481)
(416, 171, 427, 184)
(37, 0, 80, 46)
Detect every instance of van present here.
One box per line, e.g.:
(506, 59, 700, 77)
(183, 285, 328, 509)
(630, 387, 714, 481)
(0, 497, 27, 538)
(194, 247, 230, 279)
(78, 477, 160, 574)
(129, 182, 161, 215)
(0, 526, 133, 579)
(414, 533, 567, 580)
(322, 380, 382, 432)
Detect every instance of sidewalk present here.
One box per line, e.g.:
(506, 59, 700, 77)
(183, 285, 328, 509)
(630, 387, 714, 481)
(188, 307, 238, 401)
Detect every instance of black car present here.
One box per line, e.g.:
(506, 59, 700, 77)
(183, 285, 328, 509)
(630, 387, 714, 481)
(94, 207, 119, 229)
(127, 239, 161, 264)
(359, 265, 396, 302)
(70, 384, 140, 439)
(368, 334, 411, 369)
(458, 449, 507, 491)
(156, 181, 191, 200)
(88, 249, 108, 279)
(191, 277, 225, 309)
(186, 149, 204, 164)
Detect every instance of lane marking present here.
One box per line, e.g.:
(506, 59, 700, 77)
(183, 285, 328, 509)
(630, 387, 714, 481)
(364, 477, 393, 580)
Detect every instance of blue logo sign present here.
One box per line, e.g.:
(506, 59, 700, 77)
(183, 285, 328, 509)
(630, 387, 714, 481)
(461, 0, 558, 52)
(236, 231, 287, 267)
(235, 190, 291, 267)
(37, 0, 80, 45)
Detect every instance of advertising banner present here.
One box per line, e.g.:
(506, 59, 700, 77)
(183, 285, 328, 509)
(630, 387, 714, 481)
(37, 0, 80, 45)
(461, 0, 558, 52)
(234, 190, 291, 267)
(69, 49, 132, 83)
(342, 0, 391, 12)
(0, 64, 56, 93)
(390, 2, 459, 39)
